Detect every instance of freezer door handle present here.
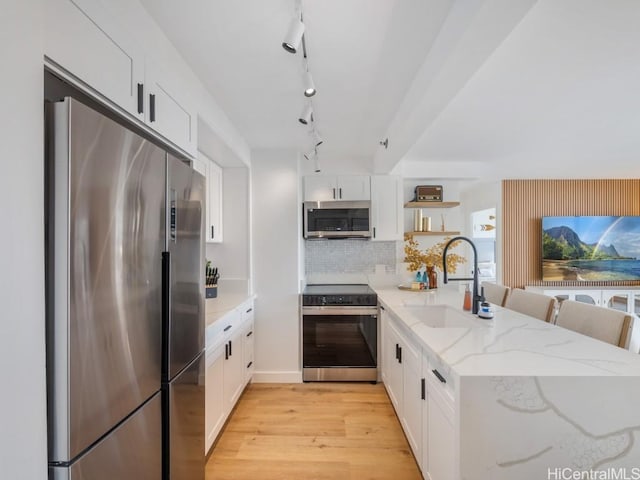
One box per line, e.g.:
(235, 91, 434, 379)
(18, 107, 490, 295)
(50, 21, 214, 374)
(162, 251, 171, 377)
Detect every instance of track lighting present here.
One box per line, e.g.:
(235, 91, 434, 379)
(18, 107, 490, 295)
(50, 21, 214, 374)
(299, 103, 313, 125)
(283, 3, 325, 152)
(303, 71, 316, 97)
(282, 16, 305, 54)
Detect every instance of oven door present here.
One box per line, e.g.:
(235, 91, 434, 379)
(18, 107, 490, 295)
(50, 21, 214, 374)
(302, 307, 378, 382)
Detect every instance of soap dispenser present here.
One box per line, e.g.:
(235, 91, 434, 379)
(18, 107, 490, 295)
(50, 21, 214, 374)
(463, 284, 472, 311)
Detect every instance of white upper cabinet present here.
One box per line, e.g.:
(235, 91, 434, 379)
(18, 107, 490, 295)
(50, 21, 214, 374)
(198, 152, 223, 243)
(371, 175, 403, 241)
(145, 57, 197, 156)
(206, 161, 223, 243)
(303, 175, 371, 201)
(46, 0, 145, 120)
(46, 0, 197, 157)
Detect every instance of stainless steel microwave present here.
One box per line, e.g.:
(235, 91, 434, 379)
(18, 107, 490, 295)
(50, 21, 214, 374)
(303, 200, 371, 239)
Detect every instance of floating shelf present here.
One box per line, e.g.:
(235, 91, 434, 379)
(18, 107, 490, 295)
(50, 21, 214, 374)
(404, 201, 460, 208)
(406, 231, 461, 236)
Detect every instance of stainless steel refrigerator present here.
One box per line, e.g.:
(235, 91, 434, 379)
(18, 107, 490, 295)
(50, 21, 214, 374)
(46, 97, 205, 480)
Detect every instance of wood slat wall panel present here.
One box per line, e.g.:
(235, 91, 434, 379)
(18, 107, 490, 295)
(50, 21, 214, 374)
(502, 179, 640, 288)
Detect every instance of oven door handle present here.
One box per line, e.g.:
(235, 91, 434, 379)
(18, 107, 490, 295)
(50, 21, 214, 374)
(302, 307, 378, 316)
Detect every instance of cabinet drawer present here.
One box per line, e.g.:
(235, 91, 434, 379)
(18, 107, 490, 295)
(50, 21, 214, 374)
(425, 352, 455, 406)
(241, 300, 255, 322)
(206, 309, 241, 349)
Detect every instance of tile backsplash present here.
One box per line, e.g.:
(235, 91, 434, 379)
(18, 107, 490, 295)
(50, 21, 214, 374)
(305, 240, 397, 274)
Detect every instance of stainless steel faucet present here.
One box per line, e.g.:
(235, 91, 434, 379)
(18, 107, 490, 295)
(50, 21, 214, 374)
(442, 236, 482, 314)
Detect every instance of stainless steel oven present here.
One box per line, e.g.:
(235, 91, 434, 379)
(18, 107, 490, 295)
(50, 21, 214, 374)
(301, 285, 378, 382)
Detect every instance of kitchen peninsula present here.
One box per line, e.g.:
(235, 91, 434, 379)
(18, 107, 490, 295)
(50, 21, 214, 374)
(376, 286, 640, 479)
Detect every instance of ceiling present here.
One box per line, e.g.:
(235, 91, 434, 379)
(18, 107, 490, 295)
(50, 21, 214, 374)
(140, 0, 640, 178)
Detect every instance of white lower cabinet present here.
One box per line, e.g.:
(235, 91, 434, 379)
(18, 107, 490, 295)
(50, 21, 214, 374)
(223, 325, 245, 414)
(382, 305, 457, 479)
(401, 333, 423, 463)
(382, 308, 404, 415)
(205, 343, 225, 452)
(205, 298, 254, 453)
(423, 356, 456, 480)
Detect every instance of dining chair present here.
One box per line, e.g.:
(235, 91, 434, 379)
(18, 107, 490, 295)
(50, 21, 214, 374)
(555, 300, 634, 349)
(481, 282, 510, 307)
(504, 288, 557, 322)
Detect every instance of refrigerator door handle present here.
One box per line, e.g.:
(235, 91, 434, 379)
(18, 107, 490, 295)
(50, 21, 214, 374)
(169, 188, 177, 243)
(162, 251, 171, 380)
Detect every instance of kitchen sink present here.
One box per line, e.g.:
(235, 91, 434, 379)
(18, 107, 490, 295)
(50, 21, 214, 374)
(402, 304, 490, 328)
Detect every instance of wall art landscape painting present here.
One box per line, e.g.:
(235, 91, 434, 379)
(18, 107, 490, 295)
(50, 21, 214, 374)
(542, 216, 640, 281)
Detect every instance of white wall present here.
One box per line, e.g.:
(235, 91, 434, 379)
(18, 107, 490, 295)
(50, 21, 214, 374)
(0, 1, 47, 478)
(251, 150, 302, 382)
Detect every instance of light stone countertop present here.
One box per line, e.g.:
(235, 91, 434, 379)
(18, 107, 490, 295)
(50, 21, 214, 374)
(205, 293, 255, 327)
(374, 285, 640, 476)
(375, 286, 640, 377)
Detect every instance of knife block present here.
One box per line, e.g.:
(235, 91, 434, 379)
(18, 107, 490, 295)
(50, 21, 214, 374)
(206, 285, 217, 298)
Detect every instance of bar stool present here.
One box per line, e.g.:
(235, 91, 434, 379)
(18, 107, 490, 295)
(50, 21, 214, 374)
(555, 300, 634, 349)
(481, 282, 510, 307)
(504, 288, 557, 322)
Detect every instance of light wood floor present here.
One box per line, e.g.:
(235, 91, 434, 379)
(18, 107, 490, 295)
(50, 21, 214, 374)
(206, 383, 422, 480)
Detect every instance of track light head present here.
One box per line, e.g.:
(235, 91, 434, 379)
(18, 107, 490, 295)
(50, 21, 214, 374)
(303, 147, 321, 172)
(299, 103, 313, 125)
(303, 148, 316, 161)
(303, 71, 316, 97)
(282, 17, 305, 54)
(312, 129, 323, 147)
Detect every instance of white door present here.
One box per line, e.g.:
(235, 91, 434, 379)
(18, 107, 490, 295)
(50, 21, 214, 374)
(205, 344, 225, 452)
(401, 337, 422, 464)
(45, 0, 145, 120)
(145, 57, 197, 156)
(337, 175, 371, 200)
(383, 316, 404, 416)
(426, 371, 456, 480)
(303, 175, 337, 201)
(371, 175, 402, 241)
(223, 328, 245, 414)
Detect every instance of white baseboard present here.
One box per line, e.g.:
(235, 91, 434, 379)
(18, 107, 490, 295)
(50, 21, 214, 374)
(252, 370, 302, 383)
